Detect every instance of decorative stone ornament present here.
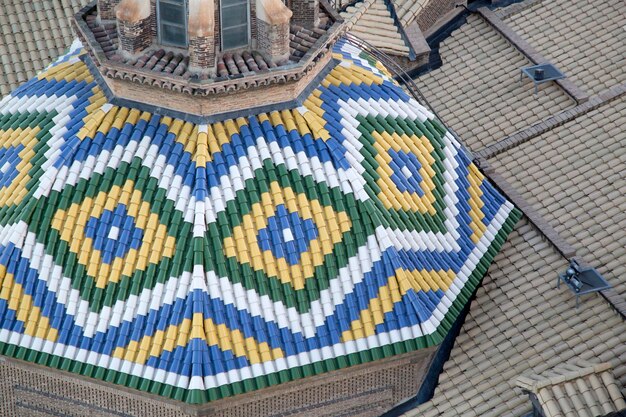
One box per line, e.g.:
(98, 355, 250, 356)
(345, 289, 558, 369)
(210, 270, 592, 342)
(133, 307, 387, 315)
(116, 0, 153, 56)
(256, 0, 292, 64)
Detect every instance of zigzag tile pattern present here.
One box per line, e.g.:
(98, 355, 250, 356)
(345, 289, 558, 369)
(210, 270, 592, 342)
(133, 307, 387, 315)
(0, 38, 521, 404)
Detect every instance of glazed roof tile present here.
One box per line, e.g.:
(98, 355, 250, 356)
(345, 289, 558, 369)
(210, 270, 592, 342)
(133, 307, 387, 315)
(0, 0, 89, 97)
(516, 361, 626, 417)
(501, 0, 626, 95)
(0, 38, 519, 404)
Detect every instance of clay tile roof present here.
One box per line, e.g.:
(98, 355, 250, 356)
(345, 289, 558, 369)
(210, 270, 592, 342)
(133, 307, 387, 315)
(393, 0, 431, 27)
(341, 0, 410, 57)
(516, 361, 626, 417)
(0, 0, 90, 97)
(401, 0, 626, 415)
(0, 38, 519, 404)
(501, 0, 625, 94)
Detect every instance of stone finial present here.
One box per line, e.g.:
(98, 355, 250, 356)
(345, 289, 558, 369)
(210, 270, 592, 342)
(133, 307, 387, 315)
(256, 0, 292, 65)
(98, 0, 122, 21)
(291, 0, 318, 29)
(188, 0, 216, 75)
(116, 0, 153, 57)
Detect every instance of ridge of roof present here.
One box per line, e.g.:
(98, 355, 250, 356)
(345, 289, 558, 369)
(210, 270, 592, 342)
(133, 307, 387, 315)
(342, 0, 411, 57)
(517, 361, 615, 391)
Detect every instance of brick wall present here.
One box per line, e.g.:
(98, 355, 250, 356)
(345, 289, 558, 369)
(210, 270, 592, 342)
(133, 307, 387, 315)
(250, 0, 258, 47)
(257, 20, 290, 64)
(0, 358, 191, 417)
(150, 0, 157, 37)
(0, 346, 435, 417)
(214, 0, 221, 51)
(98, 0, 122, 20)
(106, 52, 332, 116)
(291, 0, 318, 29)
(189, 35, 216, 73)
(415, 0, 464, 33)
(118, 16, 153, 55)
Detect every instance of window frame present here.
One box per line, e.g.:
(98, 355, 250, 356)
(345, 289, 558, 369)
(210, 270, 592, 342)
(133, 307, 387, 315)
(157, 0, 189, 48)
(220, 0, 251, 51)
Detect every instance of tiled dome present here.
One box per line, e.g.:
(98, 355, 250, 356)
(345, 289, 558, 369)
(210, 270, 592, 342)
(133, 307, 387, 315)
(0, 38, 520, 404)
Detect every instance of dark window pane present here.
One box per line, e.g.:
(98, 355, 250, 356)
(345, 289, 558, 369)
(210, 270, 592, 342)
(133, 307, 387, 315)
(221, 0, 248, 50)
(158, 0, 187, 46)
(161, 23, 187, 46)
(222, 5, 248, 29)
(159, 2, 185, 24)
(222, 0, 246, 7)
(222, 26, 248, 50)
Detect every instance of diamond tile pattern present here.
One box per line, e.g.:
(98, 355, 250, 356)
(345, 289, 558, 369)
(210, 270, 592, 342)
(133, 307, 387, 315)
(0, 39, 520, 404)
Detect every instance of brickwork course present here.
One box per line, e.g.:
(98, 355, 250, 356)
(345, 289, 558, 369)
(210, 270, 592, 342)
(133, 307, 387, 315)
(290, 0, 319, 28)
(189, 34, 216, 72)
(405, 0, 626, 415)
(98, 0, 122, 20)
(117, 16, 153, 55)
(257, 20, 291, 64)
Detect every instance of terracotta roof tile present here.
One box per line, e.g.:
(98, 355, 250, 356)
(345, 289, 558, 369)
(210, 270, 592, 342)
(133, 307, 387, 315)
(516, 361, 626, 417)
(0, 0, 89, 97)
(416, 14, 575, 153)
(342, 0, 410, 57)
(82, 8, 328, 82)
(502, 0, 626, 95)
(404, 219, 626, 417)
(393, 0, 431, 27)
(489, 96, 626, 301)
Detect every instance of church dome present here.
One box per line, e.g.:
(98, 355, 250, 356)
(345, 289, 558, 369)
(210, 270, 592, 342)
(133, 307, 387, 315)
(0, 38, 520, 405)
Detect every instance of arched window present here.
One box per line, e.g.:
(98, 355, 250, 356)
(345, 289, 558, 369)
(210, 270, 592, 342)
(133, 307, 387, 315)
(221, 0, 249, 50)
(157, 0, 188, 47)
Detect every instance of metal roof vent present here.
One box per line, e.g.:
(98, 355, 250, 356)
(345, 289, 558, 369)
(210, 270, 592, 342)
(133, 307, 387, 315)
(519, 63, 566, 94)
